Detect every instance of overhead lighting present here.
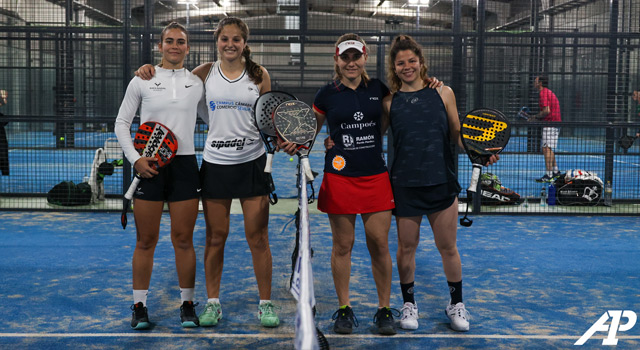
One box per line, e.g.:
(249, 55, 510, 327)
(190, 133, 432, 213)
(407, 0, 430, 5)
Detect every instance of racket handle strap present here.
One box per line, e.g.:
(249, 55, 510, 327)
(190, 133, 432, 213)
(301, 157, 314, 182)
(264, 152, 273, 173)
(467, 164, 482, 193)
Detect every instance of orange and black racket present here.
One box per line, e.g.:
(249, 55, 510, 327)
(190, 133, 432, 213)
(121, 121, 178, 229)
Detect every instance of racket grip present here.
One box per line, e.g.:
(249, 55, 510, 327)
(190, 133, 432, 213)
(467, 164, 482, 193)
(264, 152, 274, 173)
(301, 157, 314, 182)
(124, 176, 141, 200)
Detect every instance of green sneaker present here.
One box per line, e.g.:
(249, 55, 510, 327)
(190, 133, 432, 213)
(199, 301, 222, 327)
(258, 301, 280, 327)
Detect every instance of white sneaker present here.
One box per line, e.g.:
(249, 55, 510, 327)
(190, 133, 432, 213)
(445, 302, 470, 332)
(399, 302, 419, 330)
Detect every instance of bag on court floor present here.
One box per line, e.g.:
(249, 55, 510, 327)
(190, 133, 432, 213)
(47, 181, 92, 206)
(480, 172, 521, 205)
(554, 170, 603, 206)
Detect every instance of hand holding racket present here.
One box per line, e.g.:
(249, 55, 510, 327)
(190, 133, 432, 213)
(273, 100, 317, 182)
(253, 91, 297, 204)
(121, 121, 178, 229)
(517, 106, 530, 121)
(459, 108, 511, 227)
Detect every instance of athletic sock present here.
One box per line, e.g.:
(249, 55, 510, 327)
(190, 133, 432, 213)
(259, 300, 272, 306)
(133, 289, 148, 306)
(180, 288, 195, 303)
(546, 170, 553, 177)
(400, 282, 415, 304)
(553, 166, 559, 172)
(207, 298, 220, 304)
(448, 280, 463, 305)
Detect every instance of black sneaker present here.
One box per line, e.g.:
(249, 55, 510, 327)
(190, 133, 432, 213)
(373, 307, 398, 335)
(535, 174, 553, 183)
(130, 302, 150, 330)
(331, 306, 358, 334)
(180, 301, 200, 328)
(552, 171, 562, 179)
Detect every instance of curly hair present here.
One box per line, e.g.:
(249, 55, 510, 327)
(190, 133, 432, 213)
(214, 17, 263, 85)
(387, 35, 429, 92)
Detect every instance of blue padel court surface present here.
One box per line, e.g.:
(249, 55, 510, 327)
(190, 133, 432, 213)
(0, 212, 639, 349)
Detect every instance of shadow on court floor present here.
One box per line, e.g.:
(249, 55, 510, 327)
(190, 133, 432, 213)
(0, 212, 638, 349)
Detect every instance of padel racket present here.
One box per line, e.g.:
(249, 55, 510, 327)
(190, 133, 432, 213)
(254, 91, 297, 204)
(618, 135, 638, 150)
(459, 108, 511, 227)
(517, 106, 530, 120)
(273, 100, 317, 182)
(121, 121, 178, 229)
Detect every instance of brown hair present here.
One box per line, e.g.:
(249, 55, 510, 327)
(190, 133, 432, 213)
(214, 17, 263, 85)
(158, 22, 189, 67)
(333, 33, 370, 84)
(387, 35, 429, 92)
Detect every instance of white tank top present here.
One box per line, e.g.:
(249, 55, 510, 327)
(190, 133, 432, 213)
(114, 66, 205, 166)
(202, 61, 264, 165)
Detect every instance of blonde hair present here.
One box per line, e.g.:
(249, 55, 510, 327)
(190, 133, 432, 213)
(214, 17, 263, 85)
(333, 33, 370, 84)
(387, 35, 429, 92)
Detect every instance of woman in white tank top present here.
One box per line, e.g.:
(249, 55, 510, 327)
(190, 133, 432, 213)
(136, 17, 279, 328)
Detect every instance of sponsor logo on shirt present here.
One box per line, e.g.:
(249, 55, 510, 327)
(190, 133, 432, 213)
(369, 97, 379, 101)
(149, 82, 166, 92)
(340, 121, 376, 130)
(209, 138, 257, 150)
(342, 134, 354, 148)
(208, 100, 253, 112)
(332, 155, 346, 171)
(353, 111, 364, 121)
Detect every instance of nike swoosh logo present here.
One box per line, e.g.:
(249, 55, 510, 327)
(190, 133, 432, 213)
(197, 188, 202, 192)
(185, 85, 193, 88)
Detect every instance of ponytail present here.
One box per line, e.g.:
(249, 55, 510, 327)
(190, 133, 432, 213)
(243, 45, 263, 85)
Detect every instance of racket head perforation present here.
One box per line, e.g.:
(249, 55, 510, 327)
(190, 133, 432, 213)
(272, 100, 317, 156)
(133, 121, 178, 169)
(460, 108, 511, 164)
(254, 91, 297, 137)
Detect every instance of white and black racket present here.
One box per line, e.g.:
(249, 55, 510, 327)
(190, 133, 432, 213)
(121, 121, 178, 229)
(273, 100, 317, 182)
(254, 91, 297, 204)
(459, 108, 511, 227)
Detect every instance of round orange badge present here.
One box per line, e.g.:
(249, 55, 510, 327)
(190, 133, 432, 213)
(332, 155, 346, 171)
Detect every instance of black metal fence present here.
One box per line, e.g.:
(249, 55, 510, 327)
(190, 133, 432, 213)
(0, 0, 638, 214)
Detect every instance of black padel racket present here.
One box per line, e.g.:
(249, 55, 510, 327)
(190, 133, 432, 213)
(121, 121, 178, 229)
(618, 135, 638, 150)
(253, 91, 297, 204)
(254, 91, 297, 173)
(459, 108, 511, 227)
(273, 100, 317, 182)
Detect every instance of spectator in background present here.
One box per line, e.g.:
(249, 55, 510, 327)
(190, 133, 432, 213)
(524, 76, 562, 182)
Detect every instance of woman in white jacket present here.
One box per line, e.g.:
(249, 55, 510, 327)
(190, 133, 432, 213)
(115, 22, 205, 330)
